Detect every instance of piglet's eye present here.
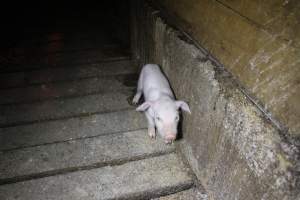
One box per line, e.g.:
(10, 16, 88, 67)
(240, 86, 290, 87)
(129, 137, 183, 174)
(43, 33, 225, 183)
(175, 116, 179, 121)
(156, 117, 161, 121)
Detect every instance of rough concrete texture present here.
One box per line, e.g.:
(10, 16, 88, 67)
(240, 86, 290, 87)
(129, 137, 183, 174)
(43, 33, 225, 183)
(0, 130, 174, 180)
(155, 0, 300, 137)
(0, 59, 135, 89)
(0, 74, 137, 104)
(0, 110, 146, 151)
(152, 187, 208, 200)
(0, 91, 134, 127)
(139, 9, 299, 199)
(0, 153, 193, 200)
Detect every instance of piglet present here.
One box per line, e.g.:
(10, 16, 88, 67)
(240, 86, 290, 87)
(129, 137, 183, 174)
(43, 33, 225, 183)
(133, 64, 191, 144)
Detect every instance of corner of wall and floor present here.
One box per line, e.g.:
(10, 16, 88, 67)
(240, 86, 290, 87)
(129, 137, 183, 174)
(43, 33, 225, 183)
(130, 0, 300, 200)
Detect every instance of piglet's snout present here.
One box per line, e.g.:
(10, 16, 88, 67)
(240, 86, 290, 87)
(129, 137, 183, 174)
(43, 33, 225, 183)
(165, 134, 176, 144)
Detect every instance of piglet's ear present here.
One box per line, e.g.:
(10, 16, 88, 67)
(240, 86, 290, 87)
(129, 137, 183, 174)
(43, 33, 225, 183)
(175, 101, 191, 114)
(136, 101, 152, 112)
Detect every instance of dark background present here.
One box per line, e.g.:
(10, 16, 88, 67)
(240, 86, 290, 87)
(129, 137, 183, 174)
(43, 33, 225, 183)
(0, 1, 130, 49)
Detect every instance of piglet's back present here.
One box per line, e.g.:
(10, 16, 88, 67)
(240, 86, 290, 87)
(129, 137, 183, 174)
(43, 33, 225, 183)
(142, 64, 174, 99)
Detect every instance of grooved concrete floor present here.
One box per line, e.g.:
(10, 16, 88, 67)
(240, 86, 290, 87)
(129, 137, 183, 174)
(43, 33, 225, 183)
(0, 9, 206, 199)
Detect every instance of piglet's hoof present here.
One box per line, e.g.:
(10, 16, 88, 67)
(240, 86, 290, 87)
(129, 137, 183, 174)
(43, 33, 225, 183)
(148, 130, 156, 139)
(127, 96, 136, 106)
(132, 96, 139, 105)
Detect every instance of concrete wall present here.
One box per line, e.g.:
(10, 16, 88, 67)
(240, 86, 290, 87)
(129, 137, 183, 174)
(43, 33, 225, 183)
(153, 0, 300, 138)
(132, 1, 300, 200)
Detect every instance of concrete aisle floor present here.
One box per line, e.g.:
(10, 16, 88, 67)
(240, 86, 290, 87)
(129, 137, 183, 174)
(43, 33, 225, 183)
(0, 6, 207, 199)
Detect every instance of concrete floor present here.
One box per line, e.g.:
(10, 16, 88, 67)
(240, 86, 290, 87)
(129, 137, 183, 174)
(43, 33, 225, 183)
(0, 4, 207, 199)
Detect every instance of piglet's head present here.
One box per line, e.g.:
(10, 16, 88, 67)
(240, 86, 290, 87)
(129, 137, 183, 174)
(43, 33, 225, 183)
(136, 99, 191, 144)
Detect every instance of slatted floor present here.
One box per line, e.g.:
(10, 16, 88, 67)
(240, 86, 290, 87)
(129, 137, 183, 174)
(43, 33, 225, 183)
(0, 10, 207, 200)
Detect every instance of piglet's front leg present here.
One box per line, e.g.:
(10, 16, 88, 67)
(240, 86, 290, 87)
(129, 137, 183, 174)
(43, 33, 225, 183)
(145, 112, 156, 139)
(132, 91, 142, 105)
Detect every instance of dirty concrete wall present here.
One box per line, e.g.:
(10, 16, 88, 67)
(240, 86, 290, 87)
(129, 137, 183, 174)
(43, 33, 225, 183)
(133, 2, 300, 200)
(150, 0, 300, 138)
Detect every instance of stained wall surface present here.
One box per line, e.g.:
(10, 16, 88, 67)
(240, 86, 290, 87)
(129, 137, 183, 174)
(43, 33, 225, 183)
(133, 1, 300, 199)
(156, 0, 300, 137)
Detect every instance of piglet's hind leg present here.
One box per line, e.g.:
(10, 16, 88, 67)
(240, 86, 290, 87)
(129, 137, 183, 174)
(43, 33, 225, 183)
(132, 71, 143, 104)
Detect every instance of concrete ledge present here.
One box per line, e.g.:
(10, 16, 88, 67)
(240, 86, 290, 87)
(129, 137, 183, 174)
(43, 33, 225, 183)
(0, 130, 173, 181)
(0, 92, 133, 127)
(0, 74, 137, 105)
(0, 154, 193, 200)
(0, 60, 135, 89)
(0, 110, 146, 151)
(0, 47, 130, 73)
